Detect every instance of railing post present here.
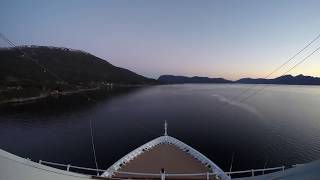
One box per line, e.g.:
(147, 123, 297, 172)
(251, 169, 254, 176)
(282, 166, 285, 171)
(206, 172, 209, 180)
(39, 160, 42, 164)
(67, 164, 70, 171)
(161, 172, 165, 180)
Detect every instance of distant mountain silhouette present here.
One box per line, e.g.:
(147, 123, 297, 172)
(159, 74, 320, 85)
(0, 46, 158, 103)
(0, 46, 157, 85)
(158, 75, 232, 84)
(236, 74, 320, 85)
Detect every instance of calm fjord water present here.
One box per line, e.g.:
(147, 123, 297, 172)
(1, 84, 320, 172)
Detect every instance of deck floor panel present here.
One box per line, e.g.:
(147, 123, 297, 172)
(113, 143, 217, 179)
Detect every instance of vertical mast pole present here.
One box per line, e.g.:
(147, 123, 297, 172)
(164, 120, 168, 136)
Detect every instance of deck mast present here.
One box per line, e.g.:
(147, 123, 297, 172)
(164, 121, 168, 136)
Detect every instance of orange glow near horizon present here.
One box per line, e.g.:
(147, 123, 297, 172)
(186, 60, 320, 81)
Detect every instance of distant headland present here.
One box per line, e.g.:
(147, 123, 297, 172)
(158, 74, 320, 85)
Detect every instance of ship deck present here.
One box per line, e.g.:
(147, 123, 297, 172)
(112, 143, 218, 179)
(2, 146, 320, 180)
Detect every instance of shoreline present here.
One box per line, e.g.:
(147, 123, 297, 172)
(0, 84, 150, 106)
(4, 83, 318, 105)
(0, 88, 101, 105)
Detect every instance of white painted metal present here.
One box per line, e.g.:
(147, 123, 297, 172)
(1, 147, 319, 180)
(161, 172, 165, 180)
(37, 154, 291, 178)
(234, 160, 320, 180)
(114, 166, 286, 177)
(225, 166, 285, 175)
(0, 149, 91, 180)
(164, 120, 168, 136)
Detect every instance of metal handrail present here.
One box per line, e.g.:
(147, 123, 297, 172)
(39, 159, 289, 177)
(40, 160, 107, 172)
(225, 166, 285, 176)
(116, 171, 208, 177)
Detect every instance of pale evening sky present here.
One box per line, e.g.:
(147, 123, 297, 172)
(1, 0, 320, 80)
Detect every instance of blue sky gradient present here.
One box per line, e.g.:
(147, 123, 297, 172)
(1, 0, 320, 80)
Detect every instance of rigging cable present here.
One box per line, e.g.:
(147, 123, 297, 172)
(229, 152, 235, 176)
(227, 32, 320, 103)
(90, 119, 99, 175)
(0, 33, 66, 83)
(0, 33, 160, 171)
(216, 32, 320, 110)
(239, 45, 320, 103)
(0, 33, 160, 136)
(262, 157, 269, 175)
(0, 33, 100, 172)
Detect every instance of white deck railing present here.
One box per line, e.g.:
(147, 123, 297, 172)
(225, 166, 285, 177)
(38, 159, 290, 179)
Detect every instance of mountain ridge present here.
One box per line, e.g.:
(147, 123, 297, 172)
(0, 45, 157, 85)
(0, 45, 158, 104)
(158, 74, 320, 85)
(235, 74, 320, 85)
(158, 75, 232, 84)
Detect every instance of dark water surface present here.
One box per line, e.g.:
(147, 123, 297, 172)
(1, 84, 320, 173)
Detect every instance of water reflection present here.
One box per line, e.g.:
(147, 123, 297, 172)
(0, 84, 320, 173)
